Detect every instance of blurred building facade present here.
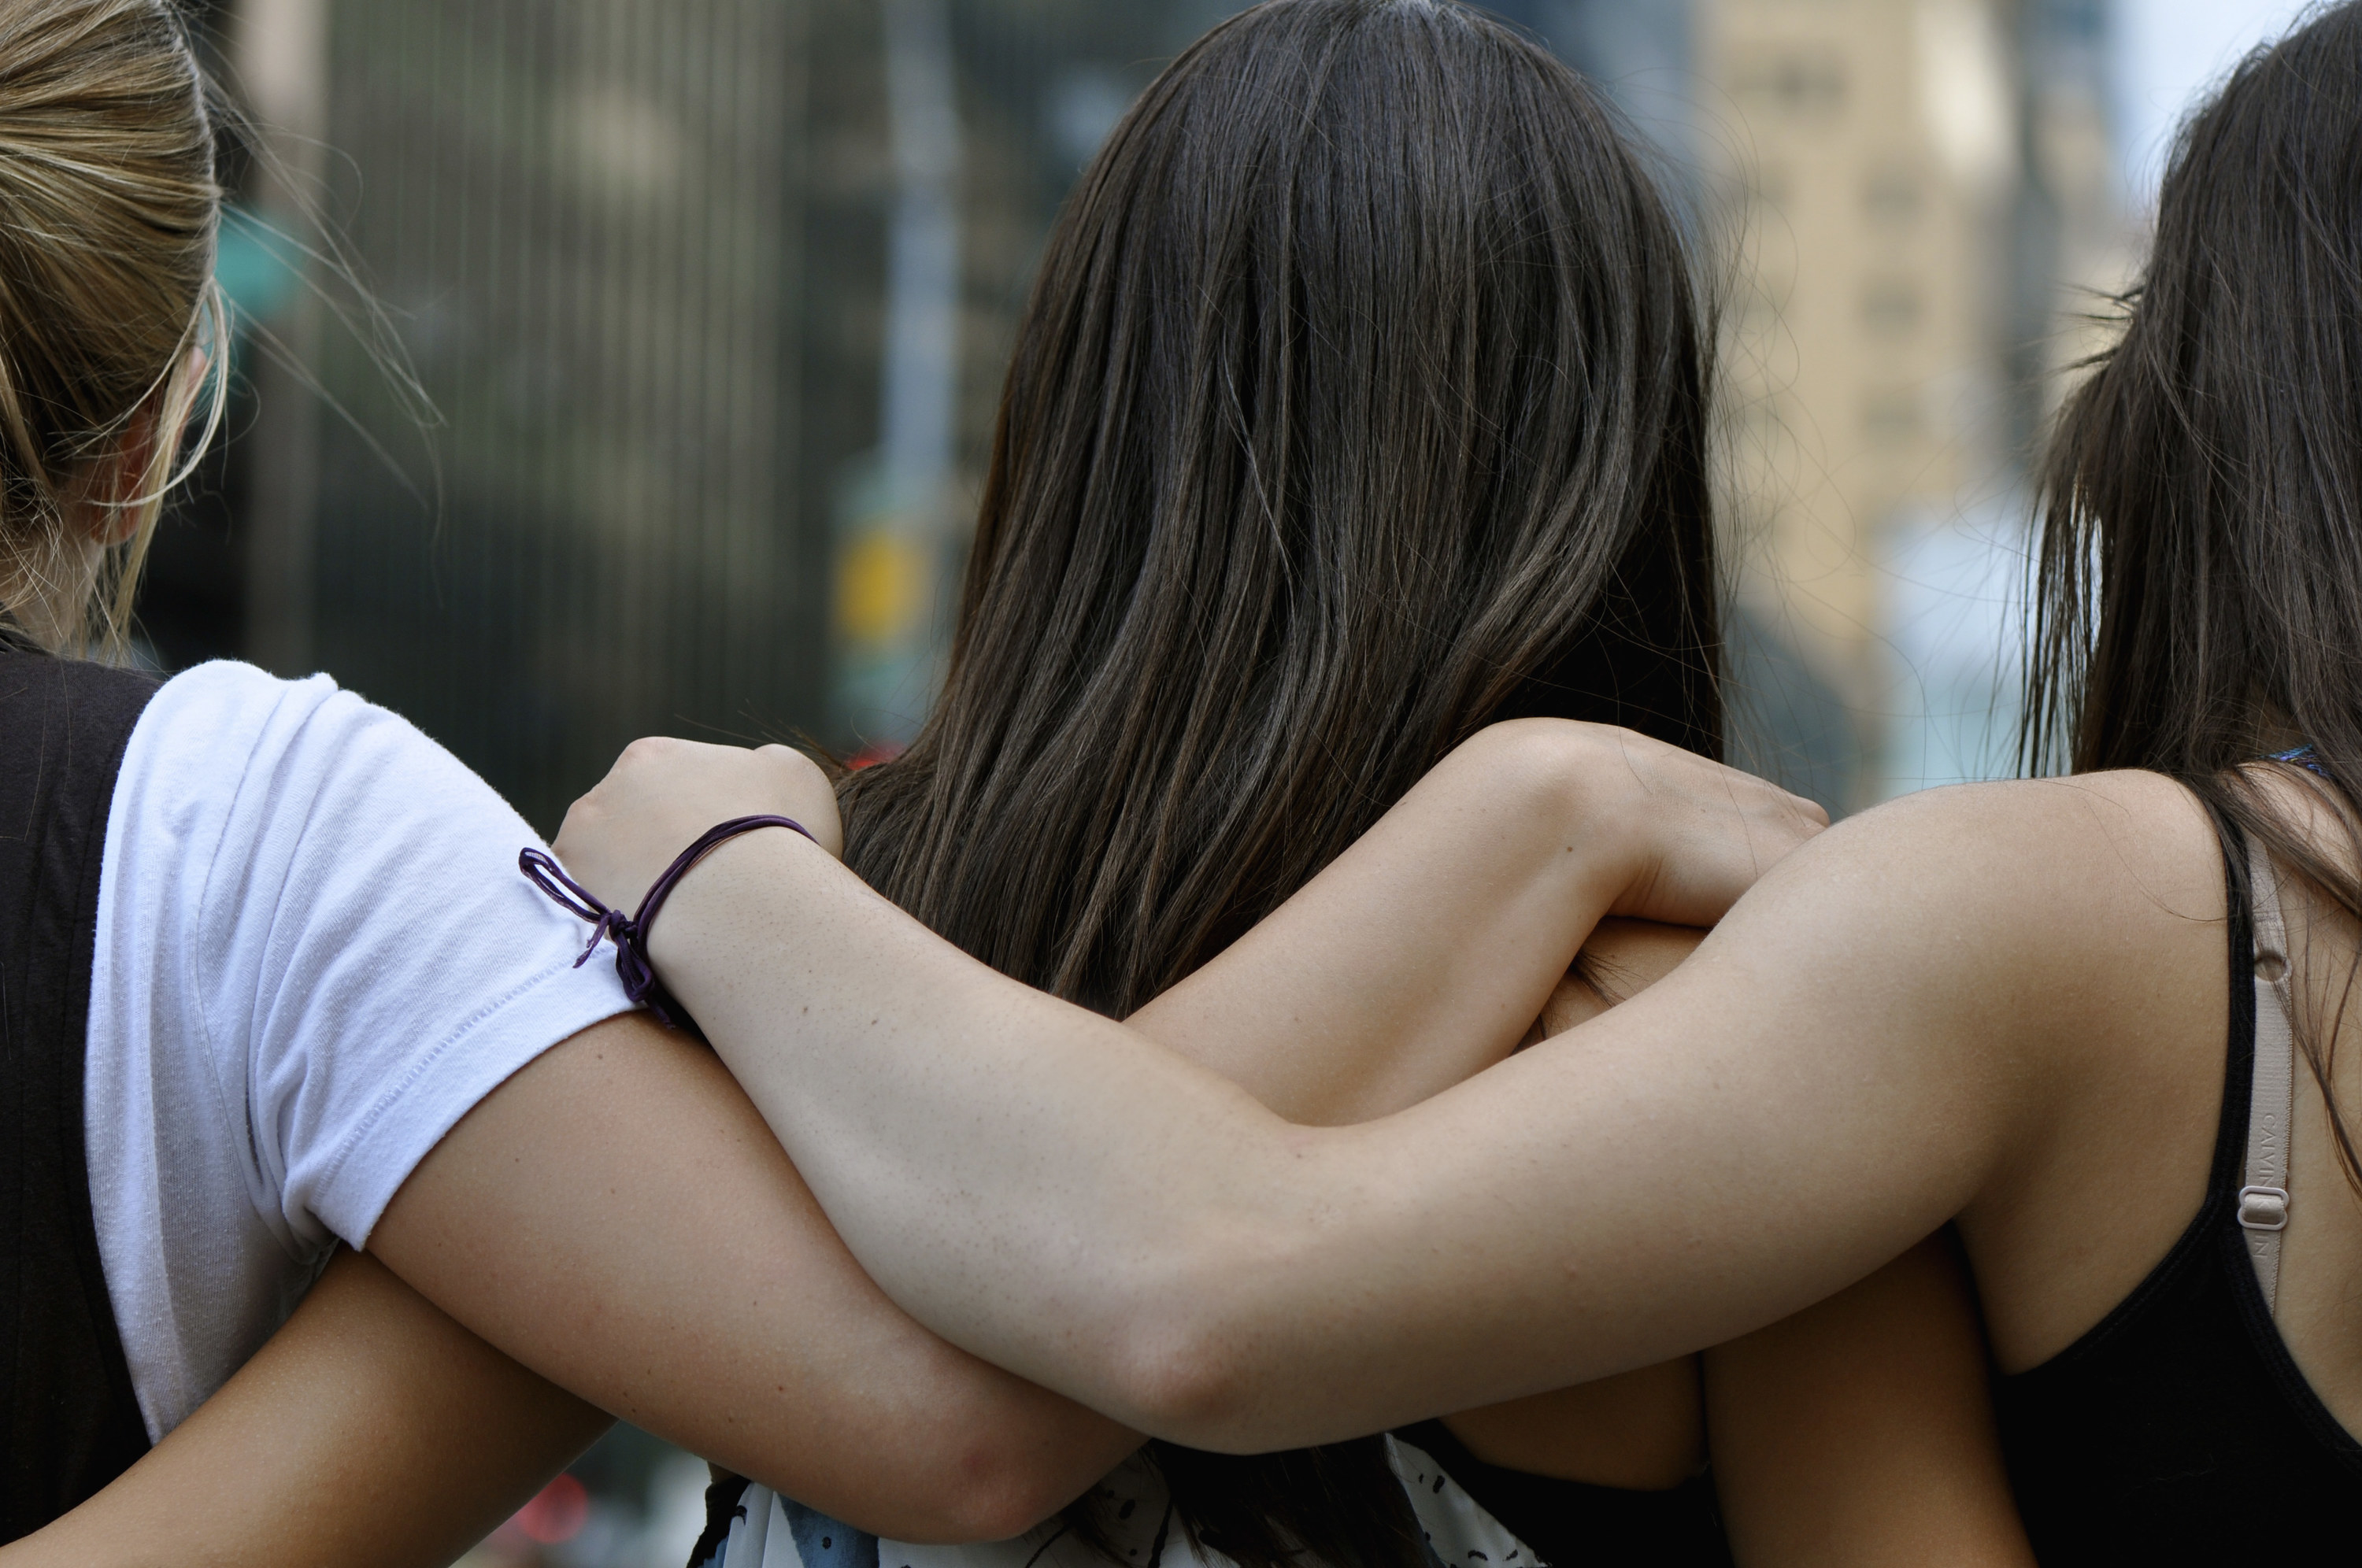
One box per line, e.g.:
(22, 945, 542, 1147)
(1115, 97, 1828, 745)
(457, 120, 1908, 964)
(1698, 0, 2116, 807)
(1709, 0, 2021, 693)
(1708, 0, 2020, 804)
(250, 0, 831, 830)
(168, 0, 1271, 830)
(143, 0, 2127, 834)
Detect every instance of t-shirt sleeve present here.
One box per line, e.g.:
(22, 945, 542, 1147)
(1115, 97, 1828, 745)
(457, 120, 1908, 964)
(176, 664, 638, 1251)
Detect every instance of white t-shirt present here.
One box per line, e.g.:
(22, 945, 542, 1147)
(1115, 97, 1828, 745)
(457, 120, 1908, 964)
(83, 661, 635, 1441)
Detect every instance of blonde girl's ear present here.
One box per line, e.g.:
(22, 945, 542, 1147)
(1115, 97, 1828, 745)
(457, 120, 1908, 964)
(72, 404, 168, 547)
(89, 284, 234, 646)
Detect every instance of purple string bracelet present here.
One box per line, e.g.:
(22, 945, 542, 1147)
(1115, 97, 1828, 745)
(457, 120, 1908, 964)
(520, 814, 817, 1037)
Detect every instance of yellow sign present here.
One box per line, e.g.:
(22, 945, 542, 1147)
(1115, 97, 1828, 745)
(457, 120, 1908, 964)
(837, 530, 929, 647)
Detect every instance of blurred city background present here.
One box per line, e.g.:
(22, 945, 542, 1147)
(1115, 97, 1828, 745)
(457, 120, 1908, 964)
(146, 0, 2316, 1562)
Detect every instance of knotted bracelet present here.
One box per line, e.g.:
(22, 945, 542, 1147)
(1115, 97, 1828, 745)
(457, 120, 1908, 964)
(520, 814, 817, 1037)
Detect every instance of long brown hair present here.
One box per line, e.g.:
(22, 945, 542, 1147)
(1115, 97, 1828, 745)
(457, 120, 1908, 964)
(841, 3, 1720, 1565)
(0, 0, 224, 656)
(2027, 2, 2362, 1197)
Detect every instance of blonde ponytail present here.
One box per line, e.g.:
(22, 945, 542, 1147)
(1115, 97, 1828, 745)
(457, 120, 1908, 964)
(0, 0, 224, 655)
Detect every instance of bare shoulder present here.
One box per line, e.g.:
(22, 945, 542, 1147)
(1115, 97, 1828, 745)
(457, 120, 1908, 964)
(1669, 770, 2227, 1086)
(1749, 770, 2222, 934)
(1842, 768, 2208, 863)
(1813, 774, 2236, 1366)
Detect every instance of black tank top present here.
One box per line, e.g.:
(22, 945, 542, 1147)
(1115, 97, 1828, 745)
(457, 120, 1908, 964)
(1994, 814, 2362, 1556)
(0, 636, 158, 1539)
(1391, 1420, 1729, 1568)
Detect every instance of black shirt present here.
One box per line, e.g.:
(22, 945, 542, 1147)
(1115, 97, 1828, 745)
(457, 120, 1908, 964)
(1994, 815, 2362, 1559)
(0, 641, 157, 1538)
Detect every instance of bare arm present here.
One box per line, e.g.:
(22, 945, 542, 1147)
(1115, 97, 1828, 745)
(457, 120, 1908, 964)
(355, 720, 1817, 1539)
(1121, 721, 1822, 1123)
(1454, 927, 2036, 1565)
(26, 719, 1801, 1551)
(560, 762, 2212, 1452)
(0, 1250, 607, 1568)
(1706, 1234, 2034, 1567)
(36, 937, 1681, 1568)
(369, 1011, 1112, 1543)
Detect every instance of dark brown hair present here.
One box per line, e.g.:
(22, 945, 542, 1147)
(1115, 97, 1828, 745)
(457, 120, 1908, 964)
(841, 2, 1720, 1564)
(2027, 2, 2362, 1196)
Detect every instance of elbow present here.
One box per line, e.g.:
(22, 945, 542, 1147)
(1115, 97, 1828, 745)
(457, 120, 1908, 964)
(881, 1307, 1262, 1543)
(789, 1355, 1146, 1543)
(891, 1441, 1098, 1545)
(1092, 1277, 1265, 1454)
(919, 1306, 1261, 1534)
(942, 1346, 1254, 1533)
(768, 1434, 1086, 1546)
(1457, 717, 1629, 838)
(758, 1272, 1269, 1542)
(1089, 1141, 1335, 1453)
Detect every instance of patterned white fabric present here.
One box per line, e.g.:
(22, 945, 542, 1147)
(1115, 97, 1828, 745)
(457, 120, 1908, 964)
(706, 1437, 1539, 1568)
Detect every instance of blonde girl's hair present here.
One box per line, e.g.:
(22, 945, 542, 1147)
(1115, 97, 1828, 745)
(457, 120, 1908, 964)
(0, 0, 226, 657)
